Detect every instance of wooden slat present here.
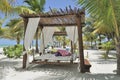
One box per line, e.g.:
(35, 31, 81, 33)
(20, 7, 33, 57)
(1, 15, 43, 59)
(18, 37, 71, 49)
(53, 31, 67, 36)
(32, 60, 76, 65)
(40, 23, 77, 26)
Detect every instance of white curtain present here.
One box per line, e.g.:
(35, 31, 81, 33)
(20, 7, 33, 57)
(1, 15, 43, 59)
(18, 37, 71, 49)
(24, 18, 40, 50)
(66, 26, 78, 43)
(39, 27, 56, 53)
(39, 32, 44, 53)
(43, 27, 56, 47)
(40, 27, 56, 52)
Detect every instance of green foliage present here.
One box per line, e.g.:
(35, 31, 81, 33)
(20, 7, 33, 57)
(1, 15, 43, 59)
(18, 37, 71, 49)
(101, 41, 114, 50)
(24, 0, 46, 13)
(77, 0, 120, 38)
(100, 41, 115, 59)
(101, 53, 116, 59)
(3, 44, 23, 58)
(4, 18, 24, 44)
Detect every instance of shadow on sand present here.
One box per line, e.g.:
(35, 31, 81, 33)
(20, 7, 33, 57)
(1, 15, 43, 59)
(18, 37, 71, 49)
(15, 63, 120, 80)
(0, 56, 120, 80)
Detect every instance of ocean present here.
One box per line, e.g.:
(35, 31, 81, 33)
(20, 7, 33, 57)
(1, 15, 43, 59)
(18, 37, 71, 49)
(0, 39, 39, 48)
(0, 39, 23, 48)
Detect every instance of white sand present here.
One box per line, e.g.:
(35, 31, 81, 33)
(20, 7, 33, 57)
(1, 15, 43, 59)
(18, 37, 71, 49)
(0, 49, 120, 80)
(0, 48, 3, 54)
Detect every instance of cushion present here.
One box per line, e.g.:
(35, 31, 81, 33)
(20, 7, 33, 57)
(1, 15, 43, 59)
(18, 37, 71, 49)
(51, 48, 57, 53)
(58, 49, 71, 56)
(55, 52, 62, 56)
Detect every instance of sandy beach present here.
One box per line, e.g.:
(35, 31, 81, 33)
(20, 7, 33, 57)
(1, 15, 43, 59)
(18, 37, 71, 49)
(0, 48, 120, 80)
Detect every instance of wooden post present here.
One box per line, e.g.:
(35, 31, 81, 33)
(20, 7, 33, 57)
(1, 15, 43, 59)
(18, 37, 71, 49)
(70, 41, 73, 63)
(23, 18, 28, 69)
(42, 29, 45, 54)
(39, 26, 45, 54)
(36, 28, 39, 53)
(76, 15, 85, 73)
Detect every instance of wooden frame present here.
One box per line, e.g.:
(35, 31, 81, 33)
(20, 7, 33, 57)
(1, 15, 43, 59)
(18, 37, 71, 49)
(20, 7, 87, 73)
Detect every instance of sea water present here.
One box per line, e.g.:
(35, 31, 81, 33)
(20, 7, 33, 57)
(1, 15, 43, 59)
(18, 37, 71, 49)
(0, 39, 23, 48)
(0, 39, 40, 48)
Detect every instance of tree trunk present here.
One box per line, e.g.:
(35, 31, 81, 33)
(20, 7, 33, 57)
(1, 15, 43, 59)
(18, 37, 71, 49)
(116, 41, 120, 75)
(17, 36, 20, 44)
(98, 34, 102, 49)
(90, 40, 92, 49)
(105, 49, 109, 60)
(95, 40, 97, 49)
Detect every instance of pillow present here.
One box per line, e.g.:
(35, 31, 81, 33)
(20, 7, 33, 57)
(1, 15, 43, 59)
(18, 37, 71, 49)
(58, 49, 71, 56)
(51, 48, 57, 54)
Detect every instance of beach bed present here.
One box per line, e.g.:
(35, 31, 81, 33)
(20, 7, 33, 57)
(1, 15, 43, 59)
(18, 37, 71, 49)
(32, 53, 77, 64)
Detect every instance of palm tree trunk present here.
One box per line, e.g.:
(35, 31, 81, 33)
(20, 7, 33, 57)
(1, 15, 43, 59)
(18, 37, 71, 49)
(98, 34, 102, 49)
(95, 40, 97, 49)
(17, 36, 20, 44)
(90, 40, 92, 49)
(105, 49, 109, 60)
(116, 39, 120, 75)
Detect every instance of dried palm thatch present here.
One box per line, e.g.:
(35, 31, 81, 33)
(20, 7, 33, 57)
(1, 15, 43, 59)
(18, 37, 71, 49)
(20, 7, 85, 27)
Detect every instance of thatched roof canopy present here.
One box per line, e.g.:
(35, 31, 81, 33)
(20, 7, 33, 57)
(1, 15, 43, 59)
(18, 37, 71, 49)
(20, 7, 85, 27)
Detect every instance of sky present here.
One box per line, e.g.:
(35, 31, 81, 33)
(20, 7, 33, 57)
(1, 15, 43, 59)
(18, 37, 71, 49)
(16, 0, 79, 11)
(0, 0, 81, 46)
(44, 0, 79, 11)
(1, 0, 81, 27)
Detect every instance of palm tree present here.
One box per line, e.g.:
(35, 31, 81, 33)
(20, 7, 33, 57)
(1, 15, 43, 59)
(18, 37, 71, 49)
(24, 0, 46, 13)
(0, 0, 21, 16)
(77, 0, 120, 75)
(83, 17, 98, 49)
(0, 18, 6, 37)
(0, 28, 4, 37)
(93, 20, 114, 49)
(3, 18, 24, 44)
(0, 0, 12, 15)
(54, 36, 63, 47)
(24, 0, 46, 52)
(58, 27, 66, 47)
(14, 6, 36, 14)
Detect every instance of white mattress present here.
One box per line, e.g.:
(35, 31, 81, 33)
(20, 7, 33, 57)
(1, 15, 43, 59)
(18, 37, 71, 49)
(35, 54, 76, 61)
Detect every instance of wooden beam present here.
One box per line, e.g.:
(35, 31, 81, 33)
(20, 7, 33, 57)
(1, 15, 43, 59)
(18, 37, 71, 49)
(40, 23, 77, 27)
(23, 18, 28, 69)
(76, 15, 85, 73)
(53, 31, 67, 36)
(70, 41, 73, 63)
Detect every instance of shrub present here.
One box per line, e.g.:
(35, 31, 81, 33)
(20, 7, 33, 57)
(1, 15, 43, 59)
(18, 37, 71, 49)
(101, 41, 114, 59)
(3, 44, 23, 58)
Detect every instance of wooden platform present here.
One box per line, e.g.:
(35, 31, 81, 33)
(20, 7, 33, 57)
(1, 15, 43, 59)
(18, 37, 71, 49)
(32, 59, 76, 64)
(32, 54, 77, 64)
(84, 59, 92, 72)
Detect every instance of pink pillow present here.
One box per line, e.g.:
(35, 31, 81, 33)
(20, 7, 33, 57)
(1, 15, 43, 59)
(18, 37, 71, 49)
(58, 49, 70, 56)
